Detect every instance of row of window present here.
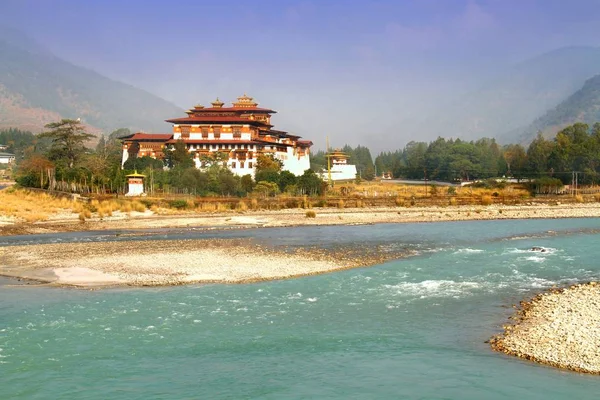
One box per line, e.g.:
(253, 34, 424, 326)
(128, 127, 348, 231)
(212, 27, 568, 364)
(230, 161, 253, 169)
(199, 161, 254, 169)
(189, 144, 256, 150)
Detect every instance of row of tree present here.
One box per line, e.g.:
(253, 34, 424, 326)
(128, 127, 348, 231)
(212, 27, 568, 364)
(10, 119, 326, 196)
(9, 120, 600, 195)
(375, 123, 600, 184)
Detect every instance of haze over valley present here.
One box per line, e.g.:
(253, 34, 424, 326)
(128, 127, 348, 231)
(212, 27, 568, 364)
(2, 1, 600, 151)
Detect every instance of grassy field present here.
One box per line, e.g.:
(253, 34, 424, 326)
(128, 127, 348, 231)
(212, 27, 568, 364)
(0, 181, 595, 224)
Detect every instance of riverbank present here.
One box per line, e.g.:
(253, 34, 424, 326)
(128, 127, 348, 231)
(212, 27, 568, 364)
(0, 238, 410, 287)
(490, 282, 600, 374)
(1, 202, 600, 236)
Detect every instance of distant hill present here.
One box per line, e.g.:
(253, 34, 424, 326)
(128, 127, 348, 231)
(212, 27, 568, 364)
(0, 28, 183, 134)
(514, 74, 600, 143)
(419, 46, 600, 143)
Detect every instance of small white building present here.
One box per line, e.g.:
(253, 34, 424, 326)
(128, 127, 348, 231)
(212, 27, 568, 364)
(125, 172, 145, 196)
(0, 152, 15, 164)
(320, 149, 358, 181)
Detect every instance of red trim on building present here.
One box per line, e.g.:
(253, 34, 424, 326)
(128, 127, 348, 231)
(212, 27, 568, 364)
(190, 107, 276, 113)
(125, 133, 173, 141)
(165, 116, 272, 126)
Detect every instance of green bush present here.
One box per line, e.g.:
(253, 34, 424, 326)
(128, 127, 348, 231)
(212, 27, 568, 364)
(168, 199, 189, 209)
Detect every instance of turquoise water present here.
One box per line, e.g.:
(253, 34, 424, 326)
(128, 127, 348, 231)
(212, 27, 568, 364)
(3, 219, 600, 399)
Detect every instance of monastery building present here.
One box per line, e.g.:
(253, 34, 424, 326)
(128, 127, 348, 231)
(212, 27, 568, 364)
(121, 95, 312, 176)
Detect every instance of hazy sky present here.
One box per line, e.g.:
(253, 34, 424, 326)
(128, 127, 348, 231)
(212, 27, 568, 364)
(2, 0, 600, 150)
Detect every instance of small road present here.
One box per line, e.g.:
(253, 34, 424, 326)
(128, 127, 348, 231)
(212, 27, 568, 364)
(381, 179, 459, 187)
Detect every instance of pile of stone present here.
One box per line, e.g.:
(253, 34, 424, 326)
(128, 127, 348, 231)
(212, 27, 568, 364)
(490, 282, 600, 374)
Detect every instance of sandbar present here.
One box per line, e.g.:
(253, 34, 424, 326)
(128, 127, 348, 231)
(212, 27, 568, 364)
(490, 282, 600, 374)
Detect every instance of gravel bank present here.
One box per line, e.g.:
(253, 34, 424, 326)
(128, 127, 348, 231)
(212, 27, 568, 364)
(490, 282, 600, 374)
(0, 239, 409, 287)
(1, 203, 600, 236)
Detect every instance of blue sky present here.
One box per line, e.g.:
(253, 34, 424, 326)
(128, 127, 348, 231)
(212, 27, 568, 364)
(2, 0, 600, 150)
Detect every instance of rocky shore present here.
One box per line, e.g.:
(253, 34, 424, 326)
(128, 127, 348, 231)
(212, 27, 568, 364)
(1, 203, 600, 236)
(0, 238, 410, 287)
(490, 282, 600, 374)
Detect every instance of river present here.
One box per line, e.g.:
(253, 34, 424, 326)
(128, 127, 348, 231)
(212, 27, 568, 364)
(2, 218, 600, 399)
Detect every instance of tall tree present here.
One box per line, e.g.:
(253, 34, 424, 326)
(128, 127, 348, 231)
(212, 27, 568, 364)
(38, 119, 96, 168)
(164, 139, 194, 168)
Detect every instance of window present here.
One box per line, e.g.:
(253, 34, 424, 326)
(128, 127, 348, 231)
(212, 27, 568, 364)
(201, 127, 209, 138)
(213, 126, 221, 138)
(248, 162, 253, 169)
(181, 126, 191, 138)
(231, 162, 236, 169)
(240, 161, 245, 168)
(233, 126, 241, 138)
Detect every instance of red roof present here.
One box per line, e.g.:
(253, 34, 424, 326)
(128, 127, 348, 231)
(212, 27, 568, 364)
(297, 140, 313, 146)
(165, 116, 272, 126)
(258, 129, 301, 139)
(192, 107, 276, 113)
(124, 133, 173, 141)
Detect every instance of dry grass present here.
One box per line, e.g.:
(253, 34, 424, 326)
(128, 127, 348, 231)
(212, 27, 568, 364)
(237, 200, 248, 211)
(0, 189, 151, 223)
(0, 188, 74, 222)
(481, 195, 493, 206)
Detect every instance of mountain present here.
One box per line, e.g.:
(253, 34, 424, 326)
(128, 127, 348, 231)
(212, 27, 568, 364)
(514, 74, 600, 142)
(417, 46, 600, 143)
(0, 28, 183, 134)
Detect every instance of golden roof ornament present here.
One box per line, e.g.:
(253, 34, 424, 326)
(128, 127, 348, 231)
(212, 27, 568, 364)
(194, 103, 204, 109)
(233, 93, 258, 108)
(211, 97, 225, 108)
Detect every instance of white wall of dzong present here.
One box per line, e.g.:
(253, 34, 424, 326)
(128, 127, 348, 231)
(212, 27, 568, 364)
(320, 164, 358, 181)
(276, 146, 311, 176)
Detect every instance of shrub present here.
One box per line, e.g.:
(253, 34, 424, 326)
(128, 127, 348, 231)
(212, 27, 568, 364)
(313, 200, 326, 208)
(575, 195, 584, 203)
(305, 210, 316, 218)
(168, 199, 189, 209)
(481, 195, 493, 205)
(430, 185, 438, 197)
(447, 186, 457, 195)
(449, 197, 457, 206)
(337, 199, 345, 209)
(132, 201, 147, 212)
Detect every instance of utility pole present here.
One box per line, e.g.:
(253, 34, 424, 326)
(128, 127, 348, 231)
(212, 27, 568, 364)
(326, 136, 332, 186)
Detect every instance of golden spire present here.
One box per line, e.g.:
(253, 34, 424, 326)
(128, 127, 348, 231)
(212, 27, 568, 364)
(233, 93, 258, 108)
(194, 103, 204, 109)
(211, 97, 224, 108)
